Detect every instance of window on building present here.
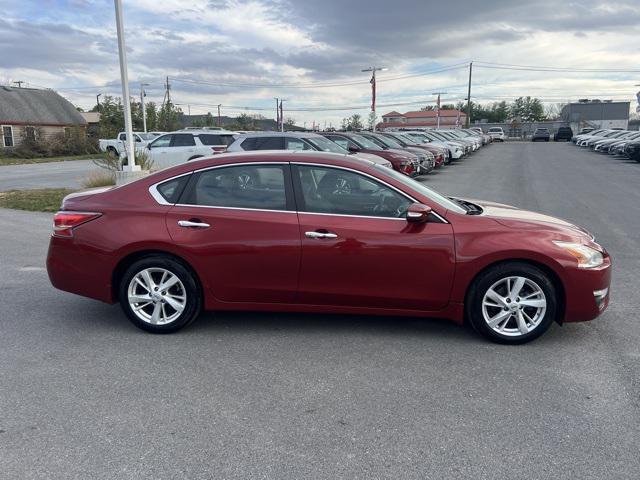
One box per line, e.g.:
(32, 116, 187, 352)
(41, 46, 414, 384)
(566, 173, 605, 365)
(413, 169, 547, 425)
(2, 126, 13, 147)
(24, 126, 36, 141)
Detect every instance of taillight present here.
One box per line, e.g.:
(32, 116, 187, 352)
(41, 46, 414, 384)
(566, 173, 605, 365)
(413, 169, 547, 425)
(53, 211, 101, 238)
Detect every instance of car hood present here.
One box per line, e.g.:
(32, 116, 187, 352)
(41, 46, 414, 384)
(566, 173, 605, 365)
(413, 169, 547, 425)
(352, 152, 392, 166)
(457, 197, 594, 240)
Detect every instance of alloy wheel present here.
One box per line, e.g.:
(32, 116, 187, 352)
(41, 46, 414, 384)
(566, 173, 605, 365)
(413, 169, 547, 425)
(481, 276, 547, 337)
(127, 267, 187, 325)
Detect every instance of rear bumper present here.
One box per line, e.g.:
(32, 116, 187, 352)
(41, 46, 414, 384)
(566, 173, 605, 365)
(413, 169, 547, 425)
(47, 236, 115, 304)
(562, 257, 612, 323)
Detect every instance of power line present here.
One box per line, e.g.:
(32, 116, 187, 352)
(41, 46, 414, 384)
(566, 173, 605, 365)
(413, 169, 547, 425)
(168, 63, 468, 90)
(174, 98, 461, 113)
(475, 61, 640, 73)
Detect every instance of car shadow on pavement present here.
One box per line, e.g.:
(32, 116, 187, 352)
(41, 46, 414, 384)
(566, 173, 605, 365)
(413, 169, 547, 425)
(60, 297, 580, 347)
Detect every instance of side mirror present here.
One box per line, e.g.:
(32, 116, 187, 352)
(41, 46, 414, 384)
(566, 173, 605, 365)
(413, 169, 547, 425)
(348, 144, 360, 153)
(406, 203, 432, 223)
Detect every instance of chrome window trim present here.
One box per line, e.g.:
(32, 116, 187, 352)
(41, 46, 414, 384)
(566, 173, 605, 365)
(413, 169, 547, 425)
(149, 160, 448, 223)
(298, 211, 406, 221)
(173, 203, 296, 214)
(293, 162, 449, 223)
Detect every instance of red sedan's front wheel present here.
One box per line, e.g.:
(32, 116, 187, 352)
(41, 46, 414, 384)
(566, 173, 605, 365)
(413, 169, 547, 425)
(467, 262, 558, 344)
(119, 256, 202, 333)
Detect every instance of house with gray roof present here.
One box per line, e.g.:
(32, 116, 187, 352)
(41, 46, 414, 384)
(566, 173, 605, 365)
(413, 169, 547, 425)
(0, 86, 87, 149)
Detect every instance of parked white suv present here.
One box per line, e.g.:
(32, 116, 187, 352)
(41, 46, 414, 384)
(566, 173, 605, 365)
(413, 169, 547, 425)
(487, 127, 506, 142)
(145, 130, 237, 168)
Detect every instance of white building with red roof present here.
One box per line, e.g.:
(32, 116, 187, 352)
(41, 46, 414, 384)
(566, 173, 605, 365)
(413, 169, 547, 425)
(379, 108, 467, 130)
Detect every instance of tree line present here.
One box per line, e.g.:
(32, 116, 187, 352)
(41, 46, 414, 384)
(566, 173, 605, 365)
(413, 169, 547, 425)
(91, 95, 184, 138)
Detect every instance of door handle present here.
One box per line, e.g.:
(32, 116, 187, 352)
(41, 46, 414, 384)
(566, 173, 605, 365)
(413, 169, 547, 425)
(305, 231, 337, 239)
(178, 220, 210, 228)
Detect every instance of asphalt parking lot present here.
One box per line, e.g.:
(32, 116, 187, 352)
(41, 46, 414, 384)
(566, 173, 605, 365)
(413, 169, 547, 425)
(0, 160, 97, 191)
(1, 142, 639, 479)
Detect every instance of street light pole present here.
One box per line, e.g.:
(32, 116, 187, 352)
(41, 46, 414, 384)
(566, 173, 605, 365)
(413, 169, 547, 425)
(362, 66, 387, 131)
(114, 0, 137, 171)
(96, 93, 102, 113)
(140, 83, 149, 133)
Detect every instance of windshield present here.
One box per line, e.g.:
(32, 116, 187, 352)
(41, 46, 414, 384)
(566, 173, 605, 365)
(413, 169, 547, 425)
(374, 164, 467, 214)
(351, 134, 383, 150)
(406, 133, 430, 143)
(488, 128, 502, 132)
(305, 136, 348, 153)
(368, 134, 403, 149)
(394, 133, 420, 145)
(138, 133, 158, 141)
(384, 134, 408, 146)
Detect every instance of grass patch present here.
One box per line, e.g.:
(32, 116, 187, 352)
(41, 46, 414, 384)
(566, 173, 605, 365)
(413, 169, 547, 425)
(82, 171, 115, 188)
(0, 188, 75, 212)
(0, 153, 104, 166)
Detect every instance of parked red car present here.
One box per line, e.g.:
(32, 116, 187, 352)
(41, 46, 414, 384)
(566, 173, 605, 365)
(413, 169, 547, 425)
(47, 151, 611, 344)
(320, 132, 421, 176)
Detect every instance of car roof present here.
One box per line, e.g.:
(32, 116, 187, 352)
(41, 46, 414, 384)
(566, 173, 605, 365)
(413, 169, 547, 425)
(234, 131, 323, 138)
(165, 129, 237, 135)
(142, 150, 380, 182)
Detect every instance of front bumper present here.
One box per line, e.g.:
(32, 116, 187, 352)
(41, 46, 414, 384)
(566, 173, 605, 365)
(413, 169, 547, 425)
(562, 256, 612, 323)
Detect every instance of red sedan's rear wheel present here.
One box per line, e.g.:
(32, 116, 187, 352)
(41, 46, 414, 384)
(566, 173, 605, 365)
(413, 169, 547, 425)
(467, 262, 558, 344)
(119, 256, 202, 333)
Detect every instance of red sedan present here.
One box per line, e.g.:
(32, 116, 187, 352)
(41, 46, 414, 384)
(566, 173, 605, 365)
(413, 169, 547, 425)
(47, 151, 611, 344)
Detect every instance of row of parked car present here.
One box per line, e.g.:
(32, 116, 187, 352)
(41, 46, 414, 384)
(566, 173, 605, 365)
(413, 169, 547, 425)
(106, 127, 493, 175)
(572, 127, 640, 161)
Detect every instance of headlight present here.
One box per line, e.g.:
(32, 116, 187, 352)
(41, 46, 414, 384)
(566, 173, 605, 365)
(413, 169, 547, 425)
(552, 241, 604, 268)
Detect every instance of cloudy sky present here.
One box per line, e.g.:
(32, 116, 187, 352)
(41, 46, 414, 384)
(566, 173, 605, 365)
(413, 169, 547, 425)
(1, 0, 639, 126)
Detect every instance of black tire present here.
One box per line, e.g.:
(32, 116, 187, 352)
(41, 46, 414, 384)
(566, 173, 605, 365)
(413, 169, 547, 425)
(187, 155, 203, 161)
(119, 255, 202, 333)
(466, 262, 558, 344)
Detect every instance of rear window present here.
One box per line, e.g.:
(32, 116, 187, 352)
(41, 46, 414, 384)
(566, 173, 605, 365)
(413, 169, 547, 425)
(198, 134, 236, 146)
(156, 175, 190, 203)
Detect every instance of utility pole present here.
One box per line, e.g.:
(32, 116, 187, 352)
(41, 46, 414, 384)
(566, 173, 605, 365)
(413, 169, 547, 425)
(362, 66, 387, 131)
(217, 104, 222, 127)
(279, 99, 287, 132)
(114, 0, 137, 171)
(163, 76, 171, 107)
(274, 97, 279, 130)
(96, 93, 102, 112)
(465, 62, 473, 128)
(13, 80, 24, 88)
(433, 91, 447, 129)
(140, 83, 149, 132)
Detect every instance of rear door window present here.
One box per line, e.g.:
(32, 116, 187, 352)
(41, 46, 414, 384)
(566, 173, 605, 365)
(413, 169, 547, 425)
(182, 164, 290, 211)
(171, 134, 196, 147)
